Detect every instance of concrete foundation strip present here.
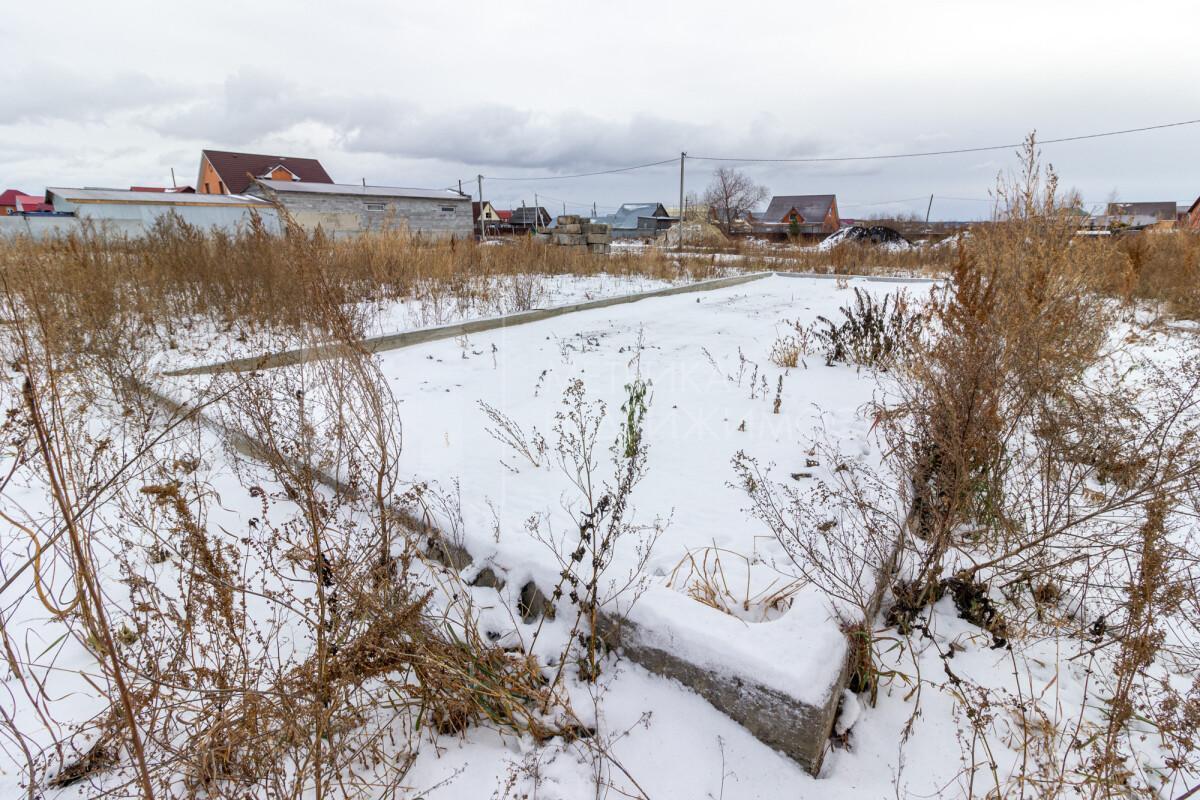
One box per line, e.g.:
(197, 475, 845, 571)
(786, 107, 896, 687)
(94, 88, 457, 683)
(163, 270, 938, 377)
(145, 268, 918, 774)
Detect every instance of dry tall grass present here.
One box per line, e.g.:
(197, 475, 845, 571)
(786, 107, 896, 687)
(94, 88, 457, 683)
(737, 135, 1200, 797)
(0, 217, 711, 372)
(1, 156, 1199, 797)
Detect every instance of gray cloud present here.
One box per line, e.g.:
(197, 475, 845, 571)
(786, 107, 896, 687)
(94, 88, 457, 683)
(2, 0, 1196, 223)
(0, 69, 190, 125)
(146, 70, 837, 175)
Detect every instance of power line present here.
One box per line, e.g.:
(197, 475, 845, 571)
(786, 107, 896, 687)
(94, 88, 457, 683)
(840, 195, 930, 207)
(483, 157, 678, 182)
(532, 192, 619, 211)
(687, 118, 1200, 164)
(444, 116, 1197, 211)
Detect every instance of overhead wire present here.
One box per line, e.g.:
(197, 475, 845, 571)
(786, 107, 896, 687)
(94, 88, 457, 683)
(483, 157, 678, 182)
(687, 118, 1200, 164)
(448, 117, 1199, 185)
(441, 116, 1198, 212)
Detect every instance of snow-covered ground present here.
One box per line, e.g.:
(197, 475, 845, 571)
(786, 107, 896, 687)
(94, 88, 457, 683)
(152, 273, 925, 797)
(163, 276, 909, 605)
(3, 271, 1197, 799)
(147, 272, 702, 375)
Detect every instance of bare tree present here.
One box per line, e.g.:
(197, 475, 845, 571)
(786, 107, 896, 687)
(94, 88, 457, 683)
(703, 167, 768, 234)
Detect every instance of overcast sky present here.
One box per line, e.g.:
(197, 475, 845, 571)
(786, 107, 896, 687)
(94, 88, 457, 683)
(2, 0, 1197, 220)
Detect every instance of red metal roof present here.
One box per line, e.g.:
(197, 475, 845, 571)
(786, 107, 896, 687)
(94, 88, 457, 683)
(14, 194, 51, 212)
(130, 185, 197, 194)
(496, 209, 513, 221)
(0, 189, 27, 208)
(200, 150, 333, 194)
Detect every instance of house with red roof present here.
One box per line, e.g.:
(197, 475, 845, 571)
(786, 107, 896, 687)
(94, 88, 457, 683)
(0, 189, 27, 215)
(196, 149, 334, 195)
(14, 194, 52, 213)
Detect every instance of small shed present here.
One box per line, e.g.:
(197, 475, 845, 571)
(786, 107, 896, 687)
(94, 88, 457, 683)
(247, 180, 473, 239)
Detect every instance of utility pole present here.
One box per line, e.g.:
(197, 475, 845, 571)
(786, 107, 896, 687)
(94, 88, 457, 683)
(458, 179, 463, 195)
(170, 167, 177, 189)
(534, 193, 540, 232)
(925, 194, 934, 227)
(593, 202, 597, 219)
(477, 175, 486, 240)
(563, 201, 567, 216)
(677, 151, 687, 252)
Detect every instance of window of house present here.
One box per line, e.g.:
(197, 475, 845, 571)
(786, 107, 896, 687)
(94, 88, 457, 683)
(365, 202, 386, 211)
(204, 182, 210, 193)
(440, 206, 455, 213)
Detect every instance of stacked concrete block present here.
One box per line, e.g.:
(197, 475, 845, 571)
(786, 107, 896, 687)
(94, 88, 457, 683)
(551, 215, 611, 254)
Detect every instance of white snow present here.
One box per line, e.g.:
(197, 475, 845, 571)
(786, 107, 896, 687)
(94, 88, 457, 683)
(6, 268, 1196, 799)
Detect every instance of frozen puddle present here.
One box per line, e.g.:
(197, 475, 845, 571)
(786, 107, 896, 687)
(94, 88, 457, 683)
(159, 274, 924, 770)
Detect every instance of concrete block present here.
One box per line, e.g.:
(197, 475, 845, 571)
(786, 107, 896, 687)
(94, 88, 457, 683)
(557, 223, 582, 234)
(557, 215, 581, 225)
(588, 243, 610, 255)
(470, 566, 506, 590)
(582, 223, 611, 235)
(595, 586, 849, 775)
(586, 233, 611, 245)
(554, 233, 587, 246)
(518, 581, 556, 623)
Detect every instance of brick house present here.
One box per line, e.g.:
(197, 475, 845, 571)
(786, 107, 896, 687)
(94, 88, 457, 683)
(1186, 196, 1200, 231)
(753, 194, 840, 237)
(0, 189, 27, 215)
(197, 150, 334, 195)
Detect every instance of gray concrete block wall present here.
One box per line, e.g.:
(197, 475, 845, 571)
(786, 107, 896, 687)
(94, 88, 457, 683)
(258, 190, 474, 240)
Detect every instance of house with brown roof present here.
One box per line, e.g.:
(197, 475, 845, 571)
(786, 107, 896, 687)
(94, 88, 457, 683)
(473, 201, 503, 234)
(197, 150, 334, 195)
(752, 194, 840, 237)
